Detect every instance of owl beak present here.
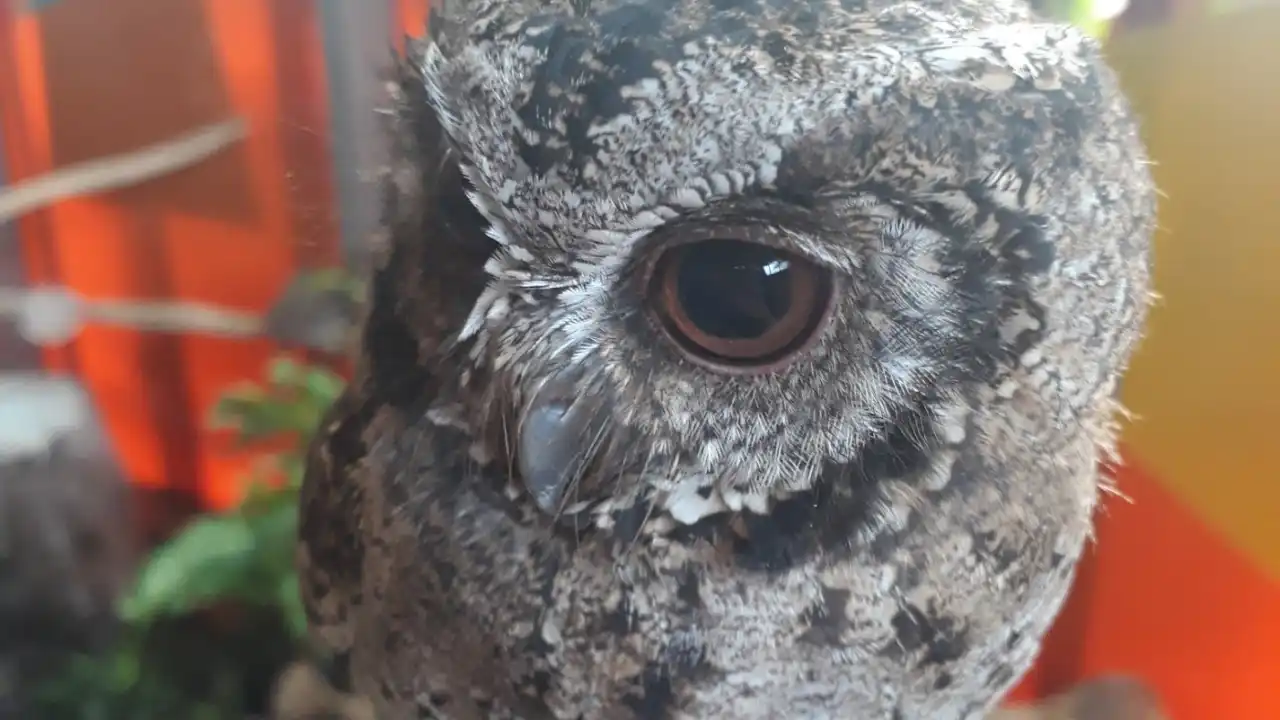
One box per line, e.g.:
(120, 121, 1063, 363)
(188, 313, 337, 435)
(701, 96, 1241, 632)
(517, 372, 601, 515)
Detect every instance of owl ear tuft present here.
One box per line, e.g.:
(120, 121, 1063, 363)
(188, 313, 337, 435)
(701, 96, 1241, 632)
(346, 41, 499, 393)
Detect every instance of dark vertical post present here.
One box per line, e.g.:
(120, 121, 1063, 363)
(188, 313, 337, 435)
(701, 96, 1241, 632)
(0, 118, 42, 372)
(319, 0, 394, 269)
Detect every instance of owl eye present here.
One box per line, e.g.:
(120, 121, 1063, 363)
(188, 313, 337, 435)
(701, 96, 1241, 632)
(647, 238, 836, 373)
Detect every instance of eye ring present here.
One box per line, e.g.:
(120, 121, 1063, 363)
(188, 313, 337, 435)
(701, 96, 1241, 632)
(644, 236, 837, 375)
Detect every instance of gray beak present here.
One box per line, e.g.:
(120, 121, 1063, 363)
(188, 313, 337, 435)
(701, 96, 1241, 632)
(517, 370, 605, 514)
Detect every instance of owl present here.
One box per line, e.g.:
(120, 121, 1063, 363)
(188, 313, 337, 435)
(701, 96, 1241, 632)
(297, 0, 1155, 718)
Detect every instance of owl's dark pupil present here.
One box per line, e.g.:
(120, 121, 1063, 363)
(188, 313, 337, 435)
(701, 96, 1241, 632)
(648, 234, 833, 372)
(675, 239, 793, 340)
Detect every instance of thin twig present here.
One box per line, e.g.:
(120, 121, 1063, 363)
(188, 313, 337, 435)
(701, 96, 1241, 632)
(0, 117, 259, 342)
(0, 118, 248, 224)
(80, 297, 264, 337)
(0, 286, 263, 345)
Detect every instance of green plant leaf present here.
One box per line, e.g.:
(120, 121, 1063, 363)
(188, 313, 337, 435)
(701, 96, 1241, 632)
(208, 390, 263, 428)
(277, 572, 308, 641)
(245, 497, 298, 566)
(211, 395, 293, 442)
(302, 366, 345, 404)
(296, 267, 366, 302)
(267, 356, 308, 388)
(120, 515, 258, 623)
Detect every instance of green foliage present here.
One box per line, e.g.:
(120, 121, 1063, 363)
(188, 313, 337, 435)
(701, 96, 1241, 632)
(1038, 0, 1126, 38)
(290, 266, 367, 305)
(30, 355, 346, 719)
(28, 632, 245, 720)
(121, 357, 343, 640)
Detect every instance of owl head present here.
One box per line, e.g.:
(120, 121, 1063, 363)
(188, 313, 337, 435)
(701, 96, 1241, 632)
(362, 0, 1153, 535)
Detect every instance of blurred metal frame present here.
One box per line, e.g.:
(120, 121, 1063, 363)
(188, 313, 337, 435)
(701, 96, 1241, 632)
(319, 0, 395, 267)
(0, 119, 41, 372)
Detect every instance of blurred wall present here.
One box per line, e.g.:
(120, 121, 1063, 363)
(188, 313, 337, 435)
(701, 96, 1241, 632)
(0, 0, 373, 508)
(1111, 6, 1280, 586)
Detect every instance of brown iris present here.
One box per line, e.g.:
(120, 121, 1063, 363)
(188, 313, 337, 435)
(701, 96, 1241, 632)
(646, 237, 836, 373)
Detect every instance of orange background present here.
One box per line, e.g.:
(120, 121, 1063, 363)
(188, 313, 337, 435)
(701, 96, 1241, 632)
(1, 1, 1277, 717)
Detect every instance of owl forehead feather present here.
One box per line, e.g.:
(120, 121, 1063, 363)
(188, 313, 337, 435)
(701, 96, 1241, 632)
(421, 0, 1101, 266)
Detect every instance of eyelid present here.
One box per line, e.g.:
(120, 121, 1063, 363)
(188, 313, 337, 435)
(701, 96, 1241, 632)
(637, 219, 840, 274)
